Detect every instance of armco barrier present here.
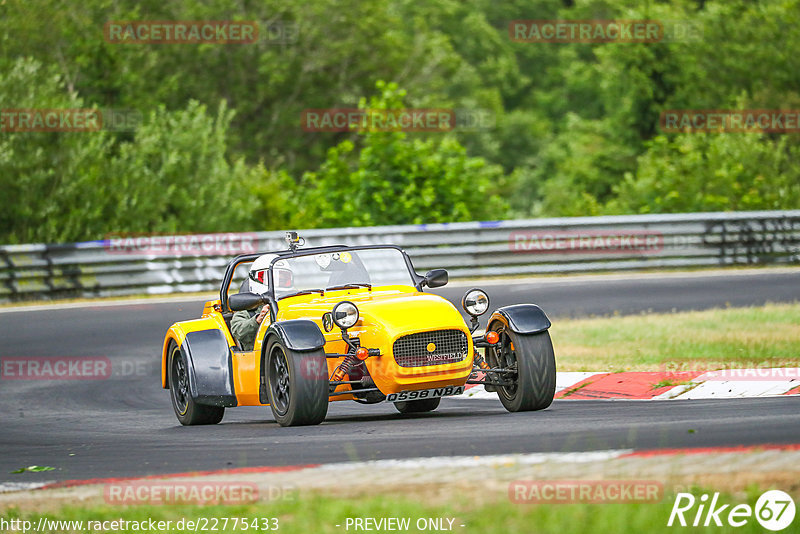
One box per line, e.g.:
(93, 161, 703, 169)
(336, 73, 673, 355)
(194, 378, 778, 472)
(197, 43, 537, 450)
(1, 210, 798, 302)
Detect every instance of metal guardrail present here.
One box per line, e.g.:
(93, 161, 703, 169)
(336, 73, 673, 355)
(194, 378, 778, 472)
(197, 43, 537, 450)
(1, 210, 799, 302)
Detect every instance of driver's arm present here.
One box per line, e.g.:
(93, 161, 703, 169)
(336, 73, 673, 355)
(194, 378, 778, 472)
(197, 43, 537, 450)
(230, 306, 262, 350)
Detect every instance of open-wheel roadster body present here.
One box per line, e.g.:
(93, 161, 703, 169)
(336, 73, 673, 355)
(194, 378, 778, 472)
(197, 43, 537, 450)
(161, 233, 556, 426)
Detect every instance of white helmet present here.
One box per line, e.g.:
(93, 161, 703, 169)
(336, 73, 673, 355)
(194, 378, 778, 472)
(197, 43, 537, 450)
(248, 254, 293, 294)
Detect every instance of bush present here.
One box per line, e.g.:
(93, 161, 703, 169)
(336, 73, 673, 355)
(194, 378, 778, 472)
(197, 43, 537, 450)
(291, 82, 509, 228)
(0, 58, 275, 243)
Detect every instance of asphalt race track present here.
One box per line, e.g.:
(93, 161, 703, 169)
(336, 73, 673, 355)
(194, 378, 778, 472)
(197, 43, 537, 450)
(1, 269, 798, 483)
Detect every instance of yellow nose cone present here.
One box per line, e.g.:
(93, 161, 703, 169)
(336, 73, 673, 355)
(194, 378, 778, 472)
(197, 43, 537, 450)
(426, 342, 436, 353)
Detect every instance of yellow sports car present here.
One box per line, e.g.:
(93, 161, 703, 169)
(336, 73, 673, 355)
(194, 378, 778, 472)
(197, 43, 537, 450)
(161, 233, 556, 426)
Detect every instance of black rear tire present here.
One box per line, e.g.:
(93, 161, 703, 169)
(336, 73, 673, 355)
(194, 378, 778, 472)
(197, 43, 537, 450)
(394, 397, 441, 414)
(168, 341, 225, 425)
(488, 324, 556, 412)
(264, 338, 328, 426)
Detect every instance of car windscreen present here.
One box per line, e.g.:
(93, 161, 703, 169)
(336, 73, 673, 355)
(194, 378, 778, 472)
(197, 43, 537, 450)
(272, 248, 414, 298)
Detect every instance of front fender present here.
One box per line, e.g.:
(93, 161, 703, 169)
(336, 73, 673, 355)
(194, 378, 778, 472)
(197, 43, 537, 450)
(489, 304, 551, 335)
(259, 319, 327, 404)
(265, 319, 326, 352)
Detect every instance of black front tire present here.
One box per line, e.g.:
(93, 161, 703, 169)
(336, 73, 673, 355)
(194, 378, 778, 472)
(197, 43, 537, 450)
(394, 397, 441, 414)
(168, 341, 225, 425)
(488, 324, 556, 412)
(264, 338, 328, 427)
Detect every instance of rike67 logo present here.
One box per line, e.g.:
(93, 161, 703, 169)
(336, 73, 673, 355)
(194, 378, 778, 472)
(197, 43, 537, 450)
(668, 490, 795, 531)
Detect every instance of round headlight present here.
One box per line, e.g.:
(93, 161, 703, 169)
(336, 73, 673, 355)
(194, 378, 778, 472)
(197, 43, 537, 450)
(332, 301, 359, 329)
(462, 288, 489, 316)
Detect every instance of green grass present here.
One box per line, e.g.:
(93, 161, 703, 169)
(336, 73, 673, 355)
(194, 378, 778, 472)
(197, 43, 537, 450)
(0, 490, 780, 534)
(549, 302, 800, 372)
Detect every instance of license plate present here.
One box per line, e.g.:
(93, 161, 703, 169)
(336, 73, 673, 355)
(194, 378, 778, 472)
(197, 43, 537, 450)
(385, 385, 465, 402)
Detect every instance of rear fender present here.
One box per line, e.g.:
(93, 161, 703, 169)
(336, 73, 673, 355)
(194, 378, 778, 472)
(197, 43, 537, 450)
(488, 304, 551, 335)
(162, 319, 237, 407)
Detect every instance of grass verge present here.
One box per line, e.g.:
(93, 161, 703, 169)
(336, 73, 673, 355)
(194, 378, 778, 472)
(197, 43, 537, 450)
(549, 302, 800, 372)
(0, 489, 781, 534)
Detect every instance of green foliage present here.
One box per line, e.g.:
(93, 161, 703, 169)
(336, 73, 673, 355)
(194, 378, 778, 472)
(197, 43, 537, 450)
(0, 58, 265, 243)
(0, 58, 111, 244)
(609, 133, 800, 214)
(513, 114, 638, 217)
(2, 0, 800, 244)
(292, 82, 508, 227)
(104, 101, 257, 235)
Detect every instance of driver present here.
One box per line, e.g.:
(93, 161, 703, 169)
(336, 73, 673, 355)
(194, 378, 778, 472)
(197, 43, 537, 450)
(231, 255, 292, 350)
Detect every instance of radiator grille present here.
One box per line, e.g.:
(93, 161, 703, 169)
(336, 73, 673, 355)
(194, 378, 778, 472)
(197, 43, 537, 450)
(392, 329, 468, 367)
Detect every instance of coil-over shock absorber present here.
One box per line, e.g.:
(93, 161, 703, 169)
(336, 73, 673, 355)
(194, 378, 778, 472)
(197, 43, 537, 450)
(472, 330, 499, 373)
(330, 345, 372, 393)
(473, 351, 491, 370)
(331, 352, 358, 383)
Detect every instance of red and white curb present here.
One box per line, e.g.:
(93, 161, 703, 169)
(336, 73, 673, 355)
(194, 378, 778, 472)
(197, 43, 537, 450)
(3, 444, 800, 497)
(0, 465, 316, 494)
(0, 452, 628, 494)
(461, 369, 800, 400)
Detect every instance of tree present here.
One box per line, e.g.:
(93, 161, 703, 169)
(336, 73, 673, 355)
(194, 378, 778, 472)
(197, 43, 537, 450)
(291, 82, 509, 227)
(0, 58, 111, 243)
(0, 58, 273, 243)
(608, 132, 800, 214)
